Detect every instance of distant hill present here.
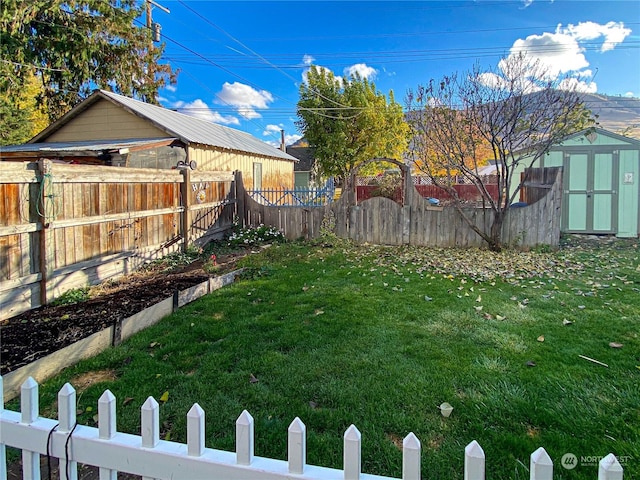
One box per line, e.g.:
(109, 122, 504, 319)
(289, 94, 640, 148)
(580, 93, 640, 139)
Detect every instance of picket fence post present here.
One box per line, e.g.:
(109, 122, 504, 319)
(344, 424, 362, 480)
(287, 417, 306, 474)
(464, 440, 485, 480)
(98, 390, 117, 480)
(141, 396, 160, 480)
(236, 409, 254, 465)
(187, 403, 205, 457)
(58, 383, 78, 480)
(21, 377, 40, 480)
(402, 432, 421, 480)
(599, 454, 623, 480)
(530, 447, 552, 480)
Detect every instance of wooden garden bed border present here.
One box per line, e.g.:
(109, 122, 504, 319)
(2, 269, 243, 402)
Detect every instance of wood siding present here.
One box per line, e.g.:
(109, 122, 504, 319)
(188, 146, 294, 189)
(0, 162, 236, 320)
(45, 99, 169, 142)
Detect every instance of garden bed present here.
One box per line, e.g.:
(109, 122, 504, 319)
(1, 251, 247, 376)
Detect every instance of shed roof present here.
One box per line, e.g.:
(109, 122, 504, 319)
(558, 127, 640, 147)
(1, 138, 177, 157)
(30, 90, 297, 162)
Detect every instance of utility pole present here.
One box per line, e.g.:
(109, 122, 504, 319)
(146, 0, 170, 42)
(145, 0, 170, 100)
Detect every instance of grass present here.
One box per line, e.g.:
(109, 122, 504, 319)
(6, 236, 639, 479)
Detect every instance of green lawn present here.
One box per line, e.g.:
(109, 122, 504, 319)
(9, 237, 640, 479)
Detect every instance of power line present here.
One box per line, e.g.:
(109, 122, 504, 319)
(174, 0, 357, 112)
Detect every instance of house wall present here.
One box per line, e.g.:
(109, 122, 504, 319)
(44, 99, 168, 141)
(188, 146, 294, 190)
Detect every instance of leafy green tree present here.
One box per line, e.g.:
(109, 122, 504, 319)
(0, 0, 176, 128)
(0, 71, 50, 145)
(296, 66, 409, 181)
(406, 53, 595, 251)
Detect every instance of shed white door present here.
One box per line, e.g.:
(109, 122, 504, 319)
(563, 151, 617, 233)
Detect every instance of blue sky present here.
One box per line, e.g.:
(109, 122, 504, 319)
(151, 1, 640, 147)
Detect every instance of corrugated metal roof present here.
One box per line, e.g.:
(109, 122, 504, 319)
(1, 138, 176, 154)
(98, 90, 297, 162)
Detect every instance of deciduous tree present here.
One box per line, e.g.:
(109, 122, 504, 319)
(296, 66, 409, 181)
(406, 54, 595, 251)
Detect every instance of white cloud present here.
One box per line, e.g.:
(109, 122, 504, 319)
(557, 21, 631, 52)
(263, 124, 283, 136)
(507, 32, 589, 78)
(172, 99, 239, 125)
(262, 124, 301, 146)
(216, 82, 273, 119)
(165, 84, 177, 93)
(624, 91, 635, 98)
(344, 63, 378, 80)
(557, 77, 597, 93)
(263, 130, 303, 148)
(498, 21, 631, 93)
(302, 54, 315, 66)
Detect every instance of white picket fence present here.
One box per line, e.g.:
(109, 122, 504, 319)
(0, 377, 625, 480)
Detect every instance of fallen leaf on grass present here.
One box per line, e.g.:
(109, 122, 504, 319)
(123, 397, 135, 406)
(474, 305, 483, 312)
(249, 374, 259, 384)
(563, 319, 573, 325)
(159, 391, 169, 403)
(496, 314, 506, 321)
(314, 309, 324, 316)
(609, 342, 623, 348)
(537, 335, 545, 342)
(424, 295, 433, 301)
(526, 361, 536, 367)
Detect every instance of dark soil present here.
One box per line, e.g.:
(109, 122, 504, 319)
(1, 252, 247, 375)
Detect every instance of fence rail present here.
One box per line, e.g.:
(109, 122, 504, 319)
(0, 377, 625, 480)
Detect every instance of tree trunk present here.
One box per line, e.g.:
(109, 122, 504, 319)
(489, 212, 504, 252)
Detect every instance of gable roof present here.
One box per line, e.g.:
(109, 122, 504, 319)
(557, 127, 640, 147)
(30, 90, 297, 162)
(286, 146, 316, 171)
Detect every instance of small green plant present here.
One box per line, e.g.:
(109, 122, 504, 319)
(50, 287, 90, 306)
(142, 245, 202, 272)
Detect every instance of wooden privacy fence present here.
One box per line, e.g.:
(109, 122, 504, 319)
(0, 161, 236, 320)
(240, 168, 563, 249)
(0, 378, 625, 480)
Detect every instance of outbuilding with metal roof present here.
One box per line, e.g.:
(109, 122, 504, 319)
(1, 90, 297, 189)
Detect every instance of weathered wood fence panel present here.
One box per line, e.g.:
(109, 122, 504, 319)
(240, 168, 563, 249)
(0, 161, 236, 320)
(0, 378, 625, 479)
